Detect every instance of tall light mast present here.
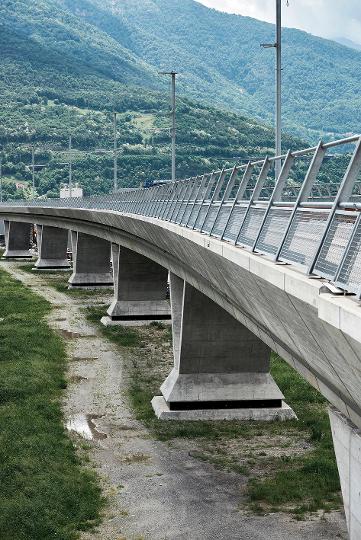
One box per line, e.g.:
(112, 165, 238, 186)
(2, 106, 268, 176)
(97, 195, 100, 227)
(159, 71, 178, 182)
(261, 0, 286, 178)
(113, 111, 118, 192)
(31, 145, 36, 199)
(68, 135, 73, 197)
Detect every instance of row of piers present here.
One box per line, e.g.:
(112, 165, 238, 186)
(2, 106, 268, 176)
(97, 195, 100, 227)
(1, 220, 361, 538)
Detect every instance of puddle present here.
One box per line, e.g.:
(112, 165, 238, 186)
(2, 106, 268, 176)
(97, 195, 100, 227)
(66, 414, 107, 440)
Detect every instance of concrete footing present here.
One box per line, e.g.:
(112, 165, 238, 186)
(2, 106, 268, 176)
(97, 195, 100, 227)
(152, 273, 294, 421)
(329, 407, 361, 539)
(152, 396, 295, 421)
(105, 244, 170, 324)
(68, 231, 113, 288)
(34, 225, 70, 270)
(2, 220, 32, 259)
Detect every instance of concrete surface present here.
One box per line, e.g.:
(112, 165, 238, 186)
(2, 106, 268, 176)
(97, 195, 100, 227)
(155, 273, 294, 421)
(34, 224, 70, 269)
(329, 407, 361, 540)
(2, 219, 32, 258)
(107, 243, 170, 322)
(68, 231, 113, 287)
(0, 260, 348, 540)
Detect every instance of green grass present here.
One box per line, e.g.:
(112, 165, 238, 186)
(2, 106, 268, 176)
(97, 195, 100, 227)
(26, 268, 342, 518)
(83, 311, 342, 518)
(19, 264, 112, 298)
(0, 268, 103, 539)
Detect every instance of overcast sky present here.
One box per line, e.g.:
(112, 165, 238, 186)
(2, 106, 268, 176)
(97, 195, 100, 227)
(198, 0, 361, 46)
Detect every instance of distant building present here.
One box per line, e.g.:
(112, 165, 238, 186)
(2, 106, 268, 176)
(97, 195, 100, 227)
(15, 181, 27, 190)
(60, 184, 83, 199)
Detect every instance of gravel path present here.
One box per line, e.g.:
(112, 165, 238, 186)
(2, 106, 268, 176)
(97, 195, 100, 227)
(1, 261, 348, 540)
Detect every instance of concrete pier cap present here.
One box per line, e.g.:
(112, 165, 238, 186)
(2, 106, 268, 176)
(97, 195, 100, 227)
(2, 220, 32, 259)
(101, 243, 170, 326)
(68, 231, 113, 288)
(152, 272, 296, 421)
(33, 224, 70, 270)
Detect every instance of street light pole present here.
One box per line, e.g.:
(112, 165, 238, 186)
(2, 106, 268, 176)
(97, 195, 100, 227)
(261, 0, 283, 179)
(159, 71, 178, 182)
(113, 112, 118, 192)
(31, 145, 35, 199)
(0, 155, 3, 203)
(68, 135, 73, 198)
(275, 0, 282, 178)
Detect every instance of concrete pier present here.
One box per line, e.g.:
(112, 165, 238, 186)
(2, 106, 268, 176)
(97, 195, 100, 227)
(34, 225, 70, 270)
(152, 273, 295, 421)
(329, 407, 361, 539)
(2, 220, 32, 258)
(68, 231, 113, 287)
(102, 244, 170, 325)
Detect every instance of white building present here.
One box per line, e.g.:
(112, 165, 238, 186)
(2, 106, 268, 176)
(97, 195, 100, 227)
(60, 184, 83, 199)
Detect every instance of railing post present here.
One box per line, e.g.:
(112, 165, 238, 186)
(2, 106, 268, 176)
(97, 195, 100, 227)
(220, 161, 254, 240)
(177, 176, 200, 224)
(251, 150, 295, 252)
(192, 172, 217, 230)
(308, 136, 361, 275)
(209, 165, 239, 236)
(184, 173, 207, 228)
(234, 157, 272, 245)
(199, 168, 227, 232)
(275, 140, 325, 261)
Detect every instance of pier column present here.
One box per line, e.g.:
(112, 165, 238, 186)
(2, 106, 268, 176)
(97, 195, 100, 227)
(329, 407, 361, 540)
(68, 231, 113, 288)
(152, 273, 295, 421)
(102, 244, 170, 325)
(34, 225, 70, 270)
(2, 220, 32, 259)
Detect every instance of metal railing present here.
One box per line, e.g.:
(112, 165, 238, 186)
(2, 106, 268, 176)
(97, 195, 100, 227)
(3, 135, 361, 298)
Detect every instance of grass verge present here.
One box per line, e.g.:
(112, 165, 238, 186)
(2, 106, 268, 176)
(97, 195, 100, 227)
(0, 268, 103, 540)
(16, 265, 342, 520)
(84, 307, 341, 518)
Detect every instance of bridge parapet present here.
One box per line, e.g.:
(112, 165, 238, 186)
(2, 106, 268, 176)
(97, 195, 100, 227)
(3, 135, 361, 298)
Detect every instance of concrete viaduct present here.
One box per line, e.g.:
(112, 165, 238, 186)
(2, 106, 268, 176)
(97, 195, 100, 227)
(1, 135, 361, 538)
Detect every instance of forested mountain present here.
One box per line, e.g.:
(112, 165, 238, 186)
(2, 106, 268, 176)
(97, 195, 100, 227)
(56, 0, 361, 139)
(0, 0, 302, 199)
(0, 0, 358, 199)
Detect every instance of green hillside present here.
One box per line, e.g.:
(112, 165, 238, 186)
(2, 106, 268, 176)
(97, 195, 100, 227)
(58, 0, 361, 140)
(0, 0, 302, 199)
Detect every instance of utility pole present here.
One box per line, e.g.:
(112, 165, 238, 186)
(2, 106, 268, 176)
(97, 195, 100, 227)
(113, 112, 118, 192)
(159, 71, 177, 182)
(31, 145, 35, 199)
(68, 135, 73, 198)
(0, 155, 3, 203)
(261, 0, 283, 179)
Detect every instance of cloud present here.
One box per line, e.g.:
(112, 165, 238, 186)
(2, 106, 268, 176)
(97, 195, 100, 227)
(197, 0, 361, 45)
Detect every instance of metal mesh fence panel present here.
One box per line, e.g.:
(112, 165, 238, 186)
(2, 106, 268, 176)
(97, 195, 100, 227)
(280, 209, 328, 267)
(313, 212, 358, 279)
(237, 207, 267, 247)
(223, 205, 247, 242)
(335, 218, 361, 295)
(202, 205, 219, 233)
(211, 205, 232, 237)
(194, 205, 208, 230)
(255, 208, 292, 256)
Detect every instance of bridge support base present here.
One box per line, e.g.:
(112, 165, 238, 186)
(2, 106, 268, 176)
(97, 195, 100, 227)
(329, 407, 361, 539)
(34, 225, 70, 270)
(68, 232, 113, 288)
(102, 244, 170, 326)
(152, 273, 295, 421)
(2, 220, 32, 259)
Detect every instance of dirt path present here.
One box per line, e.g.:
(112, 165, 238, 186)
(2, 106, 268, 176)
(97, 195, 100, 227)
(1, 261, 348, 540)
